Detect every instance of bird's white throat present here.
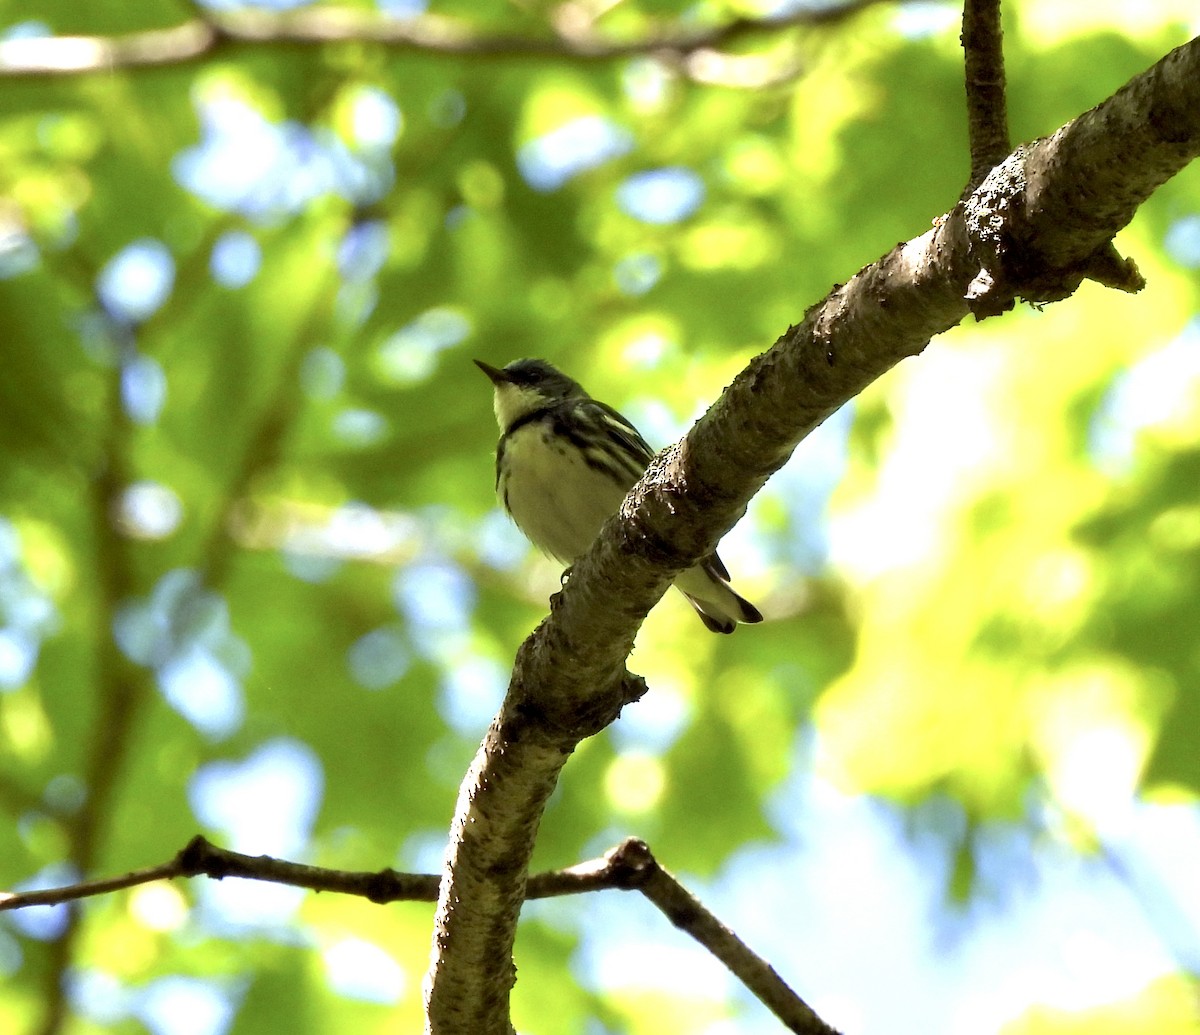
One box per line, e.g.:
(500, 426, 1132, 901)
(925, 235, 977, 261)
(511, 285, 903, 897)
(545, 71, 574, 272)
(492, 382, 548, 432)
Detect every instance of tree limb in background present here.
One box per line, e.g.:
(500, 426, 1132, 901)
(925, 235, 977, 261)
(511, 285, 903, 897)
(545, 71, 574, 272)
(0, 1, 890, 79)
(960, 0, 1011, 193)
(38, 312, 149, 1035)
(0, 836, 826, 1035)
(424, 34, 1200, 1035)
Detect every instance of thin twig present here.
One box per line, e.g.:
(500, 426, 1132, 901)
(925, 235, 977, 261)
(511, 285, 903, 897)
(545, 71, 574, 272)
(0, 835, 650, 910)
(1, 859, 182, 910)
(1, 835, 833, 1034)
(960, 0, 1010, 195)
(0, 836, 431, 910)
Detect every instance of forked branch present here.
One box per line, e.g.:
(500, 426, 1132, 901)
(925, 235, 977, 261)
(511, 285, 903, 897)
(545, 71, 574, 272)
(1, 835, 829, 1034)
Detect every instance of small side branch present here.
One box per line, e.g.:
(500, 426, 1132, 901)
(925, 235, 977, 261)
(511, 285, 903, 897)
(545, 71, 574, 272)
(0, 837, 437, 909)
(604, 839, 840, 1035)
(960, 0, 1011, 195)
(0, 834, 640, 911)
(1, 835, 837, 1035)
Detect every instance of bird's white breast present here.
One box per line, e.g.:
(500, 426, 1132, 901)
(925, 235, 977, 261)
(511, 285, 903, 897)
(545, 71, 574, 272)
(499, 420, 629, 564)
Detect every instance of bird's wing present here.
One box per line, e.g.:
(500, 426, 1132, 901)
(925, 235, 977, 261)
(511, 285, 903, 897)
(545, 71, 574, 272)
(591, 401, 656, 466)
(549, 399, 656, 488)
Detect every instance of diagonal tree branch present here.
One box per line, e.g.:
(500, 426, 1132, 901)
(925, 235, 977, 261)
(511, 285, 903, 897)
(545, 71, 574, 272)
(0, 1, 891, 78)
(424, 34, 1200, 1035)
(0, 834, 611, 910)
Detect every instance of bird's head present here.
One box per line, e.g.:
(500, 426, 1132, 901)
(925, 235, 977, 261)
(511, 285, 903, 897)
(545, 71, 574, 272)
(474, 358, 587, 431)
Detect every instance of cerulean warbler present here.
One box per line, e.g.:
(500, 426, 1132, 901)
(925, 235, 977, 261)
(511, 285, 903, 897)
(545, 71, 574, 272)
(476, 358, 763, 634)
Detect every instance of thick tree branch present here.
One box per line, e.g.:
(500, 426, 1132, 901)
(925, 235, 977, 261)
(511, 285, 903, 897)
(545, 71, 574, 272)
(425, 34, 1200, 1035)
(961, 0, 1011, 193)
(0, 2, 889, 78)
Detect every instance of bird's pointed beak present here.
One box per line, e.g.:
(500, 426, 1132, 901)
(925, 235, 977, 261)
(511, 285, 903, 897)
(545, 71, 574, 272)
(474, 359, 508, 385)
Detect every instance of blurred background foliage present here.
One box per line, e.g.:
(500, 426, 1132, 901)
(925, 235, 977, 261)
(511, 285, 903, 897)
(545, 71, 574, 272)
(0, 0, 1198, 1033)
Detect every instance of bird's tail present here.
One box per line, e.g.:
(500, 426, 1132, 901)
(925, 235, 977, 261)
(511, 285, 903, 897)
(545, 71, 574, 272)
(675, 559, 763, 634)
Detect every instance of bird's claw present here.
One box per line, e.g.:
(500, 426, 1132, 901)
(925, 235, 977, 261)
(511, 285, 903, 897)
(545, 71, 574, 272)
(548, 565, 574, 611)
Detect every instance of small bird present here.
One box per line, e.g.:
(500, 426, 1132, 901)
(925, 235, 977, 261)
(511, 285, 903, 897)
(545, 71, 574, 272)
(475, 357, 763, 633)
